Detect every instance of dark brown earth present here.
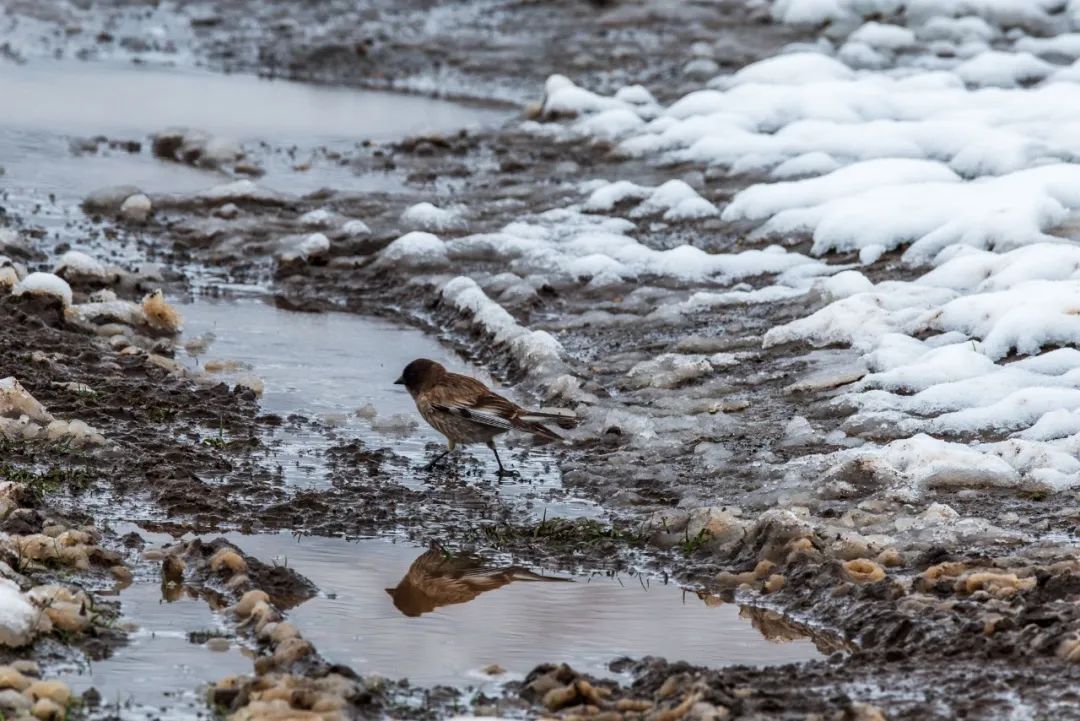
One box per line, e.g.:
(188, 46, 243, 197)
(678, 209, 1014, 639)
(4, 1, 1080, 719)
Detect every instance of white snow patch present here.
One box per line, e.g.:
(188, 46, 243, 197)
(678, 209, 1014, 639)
(401, 202, 467, 233)
(13, 272, 73, 306)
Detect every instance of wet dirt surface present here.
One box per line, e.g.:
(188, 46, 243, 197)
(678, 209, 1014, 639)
(0, 1, 807, 104)
(3, 1, 1080, 720)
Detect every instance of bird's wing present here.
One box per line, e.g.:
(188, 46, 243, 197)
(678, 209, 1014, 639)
(429, 375, 522, 431)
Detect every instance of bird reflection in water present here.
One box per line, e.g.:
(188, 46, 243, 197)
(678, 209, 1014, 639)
(386, 542, 572, 617)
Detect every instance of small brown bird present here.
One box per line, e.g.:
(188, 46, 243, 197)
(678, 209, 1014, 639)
(395, 358, 576, 476)
(386, 542, 571, 617)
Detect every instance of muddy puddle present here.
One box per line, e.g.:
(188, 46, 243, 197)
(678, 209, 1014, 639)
(254, 533, 826, 687)
(179, 294, 603, 520)
(59, 570, 251, 719)
(0, 59, 508, 204)
(61, 526, 823, 711)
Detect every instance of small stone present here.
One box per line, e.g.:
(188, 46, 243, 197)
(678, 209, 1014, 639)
(0, 667, 29, 691)
(0, 689, 31, 713)
(543, 684, 579, 712)
(30, 697, 63, 721)
(25, 680, 71, 706)
(82, 185, 140, 213)
(206, 637, 230, 652)
(209, 548, 247, 575)
(9, 662, 38, 679)
(110, 565, 133, 585)
(231, 590, 269, 618)
(212, 203, 240, 219)
(271, 637, 313, 667)
(764, 574, 786, 593)
(842, 559, 886, 584)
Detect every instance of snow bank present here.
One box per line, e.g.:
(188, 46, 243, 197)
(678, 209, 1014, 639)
(440, 277, 564, 377)
(518, 3, 1080, 505)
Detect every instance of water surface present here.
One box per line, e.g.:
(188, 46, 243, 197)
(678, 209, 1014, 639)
(61, 526, 823, 712)
(0, 60, 506, 200)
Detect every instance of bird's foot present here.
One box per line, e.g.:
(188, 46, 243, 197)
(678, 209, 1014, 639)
(495, 468, 520, 480)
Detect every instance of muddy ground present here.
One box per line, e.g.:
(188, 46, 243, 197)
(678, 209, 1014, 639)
(3, 0, 1080, 719)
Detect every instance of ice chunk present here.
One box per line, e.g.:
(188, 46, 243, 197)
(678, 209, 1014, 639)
(623, 354, 715, 390)
(0, 378, 54, 424)
(724, 159, 960, 224)
(583, 181, 651, 212)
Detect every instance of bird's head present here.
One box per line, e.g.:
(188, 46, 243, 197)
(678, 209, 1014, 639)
(385, 585, 435, 617)
(395, 358, 444, 396)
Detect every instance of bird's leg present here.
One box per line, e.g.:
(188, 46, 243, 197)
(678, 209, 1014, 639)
(424, 440, 457, 472)
(487, 441, 519, 479)
(423, 449, 452, 472)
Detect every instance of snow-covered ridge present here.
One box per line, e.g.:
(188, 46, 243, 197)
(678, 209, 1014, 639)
(514, 5, 1080, 506)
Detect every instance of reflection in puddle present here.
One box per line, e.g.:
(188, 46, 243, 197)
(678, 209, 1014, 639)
(179, 296, 602, 520)
(65, 527, 825, 709)
(739, 606, 850, 656)
(386, 542, 571, 617)
(210, 532, 822, 686)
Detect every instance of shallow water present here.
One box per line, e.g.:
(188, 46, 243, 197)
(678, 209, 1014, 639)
(1, 61, 504, 140)
(60, 572, 250, 718)
(179, 295, 602, 519)
(240, 533, 825, 687)
(63, 526, 823, 711)
(0, 59, 506, 201)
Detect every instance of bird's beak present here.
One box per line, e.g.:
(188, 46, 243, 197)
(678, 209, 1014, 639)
(394, 376, 404, 385)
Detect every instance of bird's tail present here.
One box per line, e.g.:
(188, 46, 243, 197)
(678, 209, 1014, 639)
(509, 567, 574, 583)
(511, 417, 565, 442)
(518, 409, 580, 435)
(478, 566, 573, 583)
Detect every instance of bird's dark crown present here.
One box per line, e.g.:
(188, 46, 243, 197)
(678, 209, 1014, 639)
(395, 358, 445, 393)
